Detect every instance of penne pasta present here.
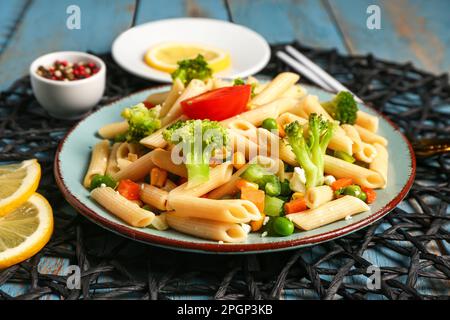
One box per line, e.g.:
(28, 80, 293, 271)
(161, 79, 210, 126)
(356, 110, 379, 133)
(145, 90, 169, 106)
(355, 142, 378, 163)
(280, 84, 307, 100)
(324, 155, 385, 189)
(213, 78, 232, 89)
(227, 119, 258, 140)
(287, 195, 369, 230)
(251, 72, 300, 105)
(165, 212, 248, 243)
(159, 79, 185, 117)
(299, 95, 333, 121)
(151, 212, 169, 230)
(91, 187, 154, 227)
(112, 150, 156, 181)
(354, 125, 388, 146)
(228, 130, 259, 161)
(256, 127, 279, 158)
(98, 121, 129, 140)
(221, 98, 298, 128)
(140, 183, 169, 211)
(105, 142, 121, 176)
(140, 115, 188, 149)
(278, 139, 297, 167)
(116, 142, 140, 161)
(149, 148, 187, 178)
(341, 124, 377, 162)
(161, 179, 178, 192)
(169, 162, 233, 198)
(341, 124, 362, 153)
(370, 143, 388, 189)
(83, 140, 110, 188)
(168, 195, 261, 223)
(305, 185, 334, 209)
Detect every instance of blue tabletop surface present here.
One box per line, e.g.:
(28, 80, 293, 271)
(0, 0, 448, 299)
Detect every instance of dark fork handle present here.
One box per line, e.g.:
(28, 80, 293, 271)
(412, 138, 450, 158)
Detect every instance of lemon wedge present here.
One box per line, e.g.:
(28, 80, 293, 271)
(0, 159, 41, 216)
(144, 42, 231, 73)
(0, 193, 53, 269)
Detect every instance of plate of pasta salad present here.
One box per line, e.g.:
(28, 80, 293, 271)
(54, 57, 415, 253)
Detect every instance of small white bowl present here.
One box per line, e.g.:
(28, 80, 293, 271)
(30, 51, 106, 120)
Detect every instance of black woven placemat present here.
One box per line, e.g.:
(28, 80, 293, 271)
(0, 43, 449, 300)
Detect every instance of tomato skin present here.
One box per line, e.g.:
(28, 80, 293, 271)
(143, 101, 155, 109)
(117, 179, 141, 200)
(181, 85, 251, 121)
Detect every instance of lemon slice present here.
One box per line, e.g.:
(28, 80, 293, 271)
(0, 193, 53, 269)
(145, 42, 231, 73)
(0, 159, 41, 216)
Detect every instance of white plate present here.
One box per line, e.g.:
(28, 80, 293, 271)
(112, 18, 271, 82)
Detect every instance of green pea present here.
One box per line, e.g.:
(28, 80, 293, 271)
(273, 217, 294, 236)
(333, 150, 355, 163)
(261, 118, 278, 132)
(343, 185, 367, 202)
(357, 190, 367, 202)
(90, 174, 117, 190)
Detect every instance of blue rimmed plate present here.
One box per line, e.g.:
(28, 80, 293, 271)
(54, 85, 416, 254)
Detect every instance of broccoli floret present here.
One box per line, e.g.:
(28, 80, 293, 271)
(171, 54, 212, 85)
(285, 114, 335, 189)
(163, 119, 229, 187)
(320, 91, 358, 125)
(121, 103, 161, 142)
(233, 78, 245, 86)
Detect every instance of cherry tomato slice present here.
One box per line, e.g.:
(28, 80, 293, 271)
(143, 101, 155, 109)
(117, 179, 141, 201)
(181, 85, 251, 121)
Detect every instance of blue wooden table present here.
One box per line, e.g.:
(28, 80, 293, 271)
(0, 0, 449, 299)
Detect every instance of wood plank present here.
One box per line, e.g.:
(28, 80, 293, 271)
(227, 0, 347, 52)
(0, 0, 136, 91)
(135, 0, 229, 24)
(327, 0, 450, 73)
(0, 0, 29, 54)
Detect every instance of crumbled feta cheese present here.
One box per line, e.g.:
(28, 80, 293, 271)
(324, 175, 336, 186)
(263, 216, 270, 226)
(261, 231, 268, 238)
(100, 183, 106, 188)
(294, 167, 307, 183)
(345, 215, 352, 221)
(241, 223, 251, 234)
(289, 167, 307, 193)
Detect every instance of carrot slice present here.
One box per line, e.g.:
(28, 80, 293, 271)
(241, 186, 265, 213)
(331, 178, 353, 191)
(250, 213, 266, 232)
(284, 198, 307, 214)
(362, 187, 377, 204)
(236, 178, 258, 190)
